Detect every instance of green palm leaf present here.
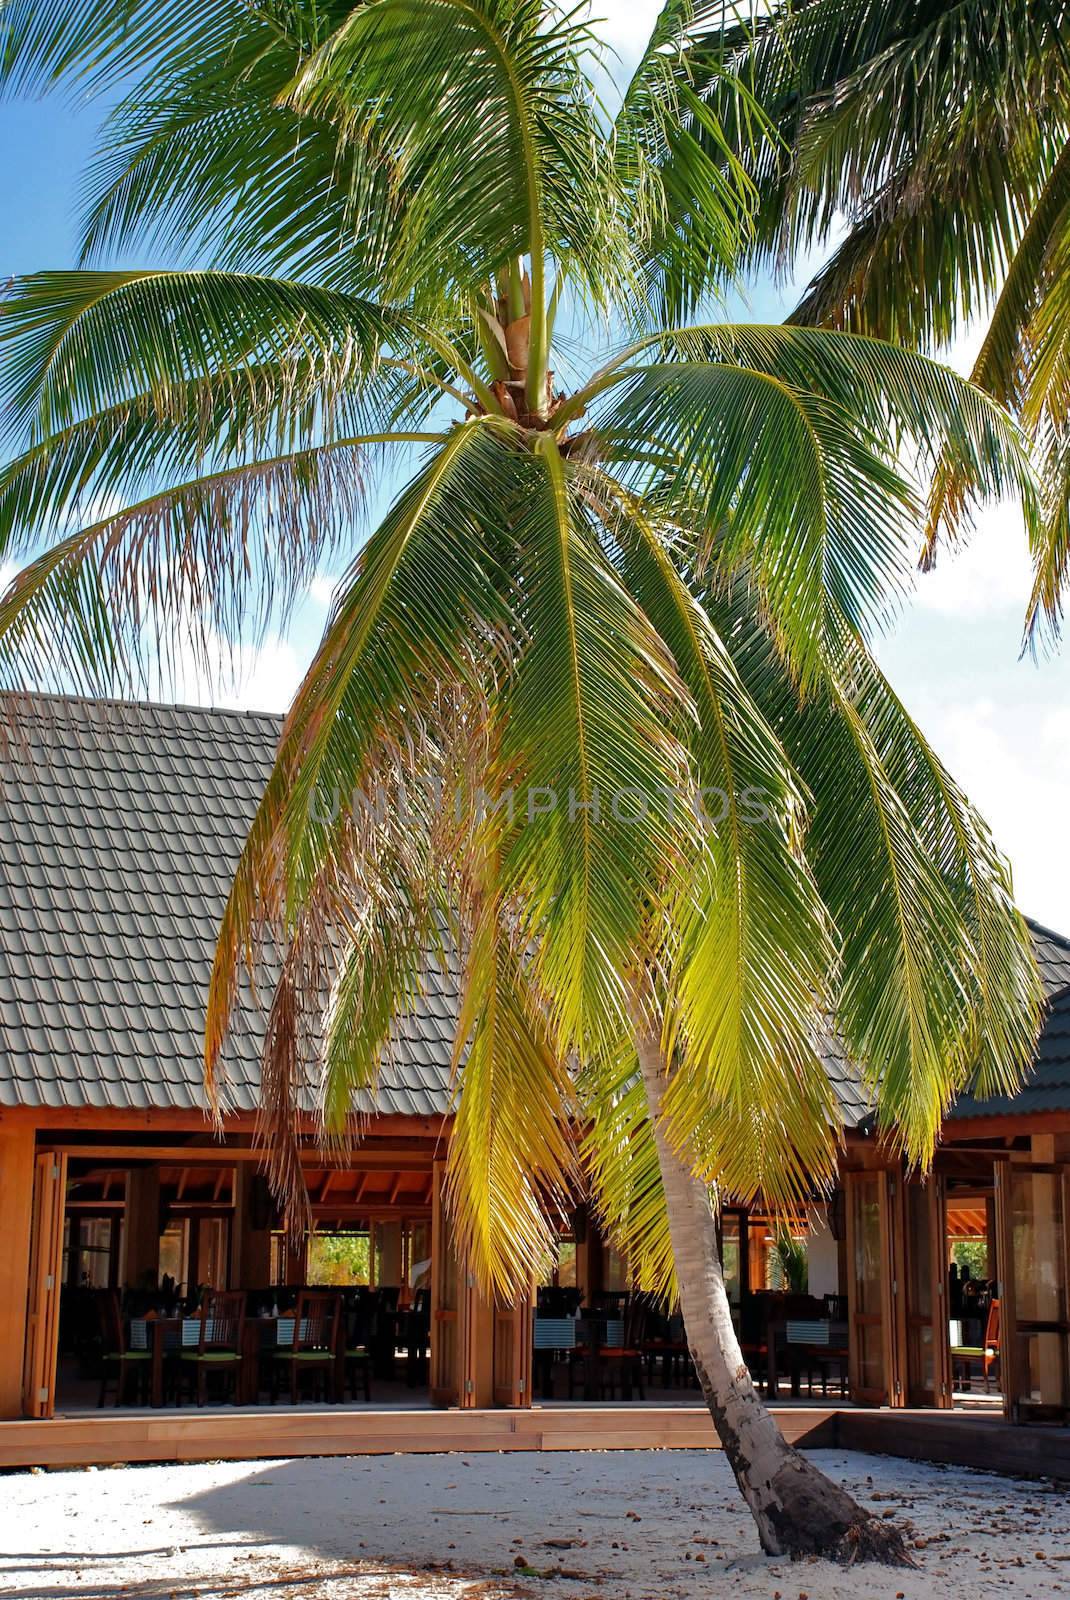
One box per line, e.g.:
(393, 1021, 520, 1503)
(0, 269, 397, 442)
(496, 436, 691, 1056)
(707, 0, 1070, 632)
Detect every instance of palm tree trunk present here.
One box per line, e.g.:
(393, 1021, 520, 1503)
(636, 1028, 911, 1566)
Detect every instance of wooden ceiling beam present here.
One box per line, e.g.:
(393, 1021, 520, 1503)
(54, 1142, 439, 1167)
(6, 1105, 451, 1138)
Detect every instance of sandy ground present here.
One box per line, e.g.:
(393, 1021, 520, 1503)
(1, 1448, 1069, 1600)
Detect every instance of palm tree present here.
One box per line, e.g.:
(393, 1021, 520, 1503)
(0, 0, 1043, 1563)
(700, 0, 1070, 632)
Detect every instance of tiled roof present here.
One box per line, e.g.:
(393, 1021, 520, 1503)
(0, 694, 457, 1117)
(0, 693, 1067, 1130)
(946, 939, 1070, 1121)
(1026, 920, 1070, 997)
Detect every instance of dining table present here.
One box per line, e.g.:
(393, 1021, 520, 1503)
(131, 1313, 328, 1407)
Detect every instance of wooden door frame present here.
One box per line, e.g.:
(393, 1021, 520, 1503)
(899, 1173, 952, 1407)
(995, 1158, 1070, 1423)
(21, 1150, 68, 1419)
(492, 1284, 534, 1407)
(846, 1168, 901, 1406)
(930, 1172, 953, 1407)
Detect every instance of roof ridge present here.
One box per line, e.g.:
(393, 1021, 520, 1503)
(1025, 915, 1070, 954)
(0, 688, 284, 731)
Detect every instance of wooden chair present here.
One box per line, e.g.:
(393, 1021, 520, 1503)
(342, 1303, 373, 1403)
(951, 1298, 1000, 1392)
(642, 1309, 690, 1389)
(595, 1300, 648, 1400)
(272, 1291, 340, 1404)
(781, 1319, 849, 1397)
(179, 1291, 246, 1407)
(402, 1289, 431, 1388)
(96, 1291, 151, 1407)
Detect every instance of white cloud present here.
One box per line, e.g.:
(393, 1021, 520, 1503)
(913, 500, 1035, 622)
(154, 629, 305, 716)
(591, 0, 664, 60)
(902, 690, 1070, 931)
(307, 572, 338, 609)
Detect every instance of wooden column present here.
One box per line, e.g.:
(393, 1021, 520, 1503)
(22, 1151, 68, 1418)
(0, 1121, 36, 1418)
(575, 1205, 602, 1305)
(232, 1168, 272, 1289)
(429, 1160, 460, 1405)
(284, 1236, 307, 1287)
(121, 1167, 160, 1289)
(377, 1221, 403, 1287)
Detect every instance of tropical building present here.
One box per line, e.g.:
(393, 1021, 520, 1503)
(0, 694, 1067, 1463)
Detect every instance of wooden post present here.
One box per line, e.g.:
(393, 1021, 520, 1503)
(845, 1167, 900, 1405)
(576, 1206, 603, 1304)
(284, 1235, 307, 1287)
(427, 1162, 499, 1408)
(429, 1160, 460, 1405)
(377, 1220, 403, 1287)
(888, 1169, 908, 1409)
(232, 1167, 272, 1289)
(1028, 1136, 1065, 1409)
(493, 1281, 534, 1407)
(121, 1167, 161, 1290)
(0, 1122, 36, 1418)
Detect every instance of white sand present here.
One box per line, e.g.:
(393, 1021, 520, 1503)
(1, 1447, 1068, 1600)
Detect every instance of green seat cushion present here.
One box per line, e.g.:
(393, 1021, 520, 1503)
(951, 1346, 986, 1357)
(345, 1347, 370, 1359)
(180, 1350, 241, 1362)
(106, 1351, 152, 1362)
(273, 1349, 333, 1361)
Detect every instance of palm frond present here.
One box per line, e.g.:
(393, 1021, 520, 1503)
(0, 0, 243, 100)
(613, 0, 761, 321)
(600, 356, 914, 682)
(597, 484, 838, 1207)
(288, 0, 632, 347)
(722, 593, 1043, 1164)
(495, 436, 692, 1057)
(447, 875, 576, 1297)
(206, 421, 519, 1068)
(579, 1039, 676, 1300)
(0, 269, 397, 444)
(0, 439, 378, 698)
(75, 7, 362, 280)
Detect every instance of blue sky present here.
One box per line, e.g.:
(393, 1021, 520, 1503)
(2, 0, 1068, 931)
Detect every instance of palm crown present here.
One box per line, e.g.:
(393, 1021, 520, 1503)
(705, 0, 1070, 634)
(0, 0, 1044, 1293)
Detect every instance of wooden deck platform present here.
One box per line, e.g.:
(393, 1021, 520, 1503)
(836, 1407, 1070, 1482)
(0, 1403, 833, 1469)
(3, 1403, 1068, 1481)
